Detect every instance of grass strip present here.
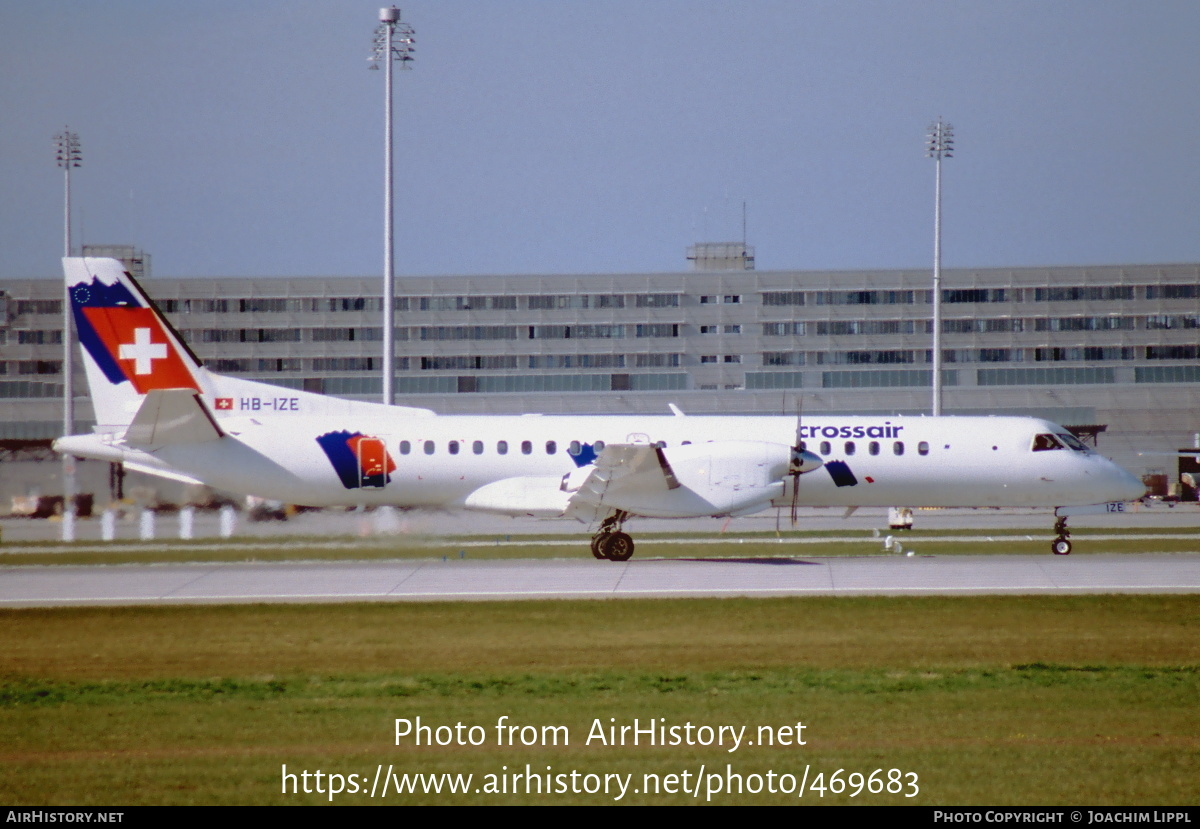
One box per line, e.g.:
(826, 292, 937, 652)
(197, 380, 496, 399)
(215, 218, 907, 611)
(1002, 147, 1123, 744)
(2, 529, 1197, 566)
(1, 595, 1196, 805)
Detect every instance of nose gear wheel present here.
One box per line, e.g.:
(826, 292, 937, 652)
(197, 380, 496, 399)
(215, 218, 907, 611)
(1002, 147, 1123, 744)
(1051, 516, 1072, 555)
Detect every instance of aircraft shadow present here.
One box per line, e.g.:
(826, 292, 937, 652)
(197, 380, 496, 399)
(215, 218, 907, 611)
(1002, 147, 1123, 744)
(668, 557, 819, 566)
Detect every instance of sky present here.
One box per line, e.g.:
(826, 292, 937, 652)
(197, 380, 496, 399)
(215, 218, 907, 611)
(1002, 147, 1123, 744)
(2, 1, 1199, 279)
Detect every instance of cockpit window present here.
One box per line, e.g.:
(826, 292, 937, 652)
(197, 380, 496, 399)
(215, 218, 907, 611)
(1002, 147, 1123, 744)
(1056, 433, 1090, 453)
(1031, 433, 1065, 452)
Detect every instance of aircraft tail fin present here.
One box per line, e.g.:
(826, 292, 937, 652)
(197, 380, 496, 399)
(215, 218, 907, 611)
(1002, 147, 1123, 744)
(66, 257, 208, 428)
(65, 256, 439, 429)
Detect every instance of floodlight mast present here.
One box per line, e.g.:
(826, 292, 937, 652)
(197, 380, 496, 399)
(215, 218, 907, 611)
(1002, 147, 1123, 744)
(369, 6, 415, 406)
(54, 127, 82, 541)
(926, 117, 953, 416)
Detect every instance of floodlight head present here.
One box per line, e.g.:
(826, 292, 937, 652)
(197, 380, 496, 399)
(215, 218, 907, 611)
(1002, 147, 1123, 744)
(53, 127, 82, 169)
(369, 10, 414, 69)
(926, 118, 954, 160)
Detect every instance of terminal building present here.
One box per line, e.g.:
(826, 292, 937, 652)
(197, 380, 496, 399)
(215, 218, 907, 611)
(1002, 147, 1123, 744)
(2, 244, 1198, 502)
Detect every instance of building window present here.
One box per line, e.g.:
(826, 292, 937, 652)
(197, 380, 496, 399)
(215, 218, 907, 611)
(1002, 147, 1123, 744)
(762, 291, 805, 306)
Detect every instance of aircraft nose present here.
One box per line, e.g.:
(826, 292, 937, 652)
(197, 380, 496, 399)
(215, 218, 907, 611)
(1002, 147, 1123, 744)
(1104, 460, 1145, 502)
(1116, 466, 1145, 501)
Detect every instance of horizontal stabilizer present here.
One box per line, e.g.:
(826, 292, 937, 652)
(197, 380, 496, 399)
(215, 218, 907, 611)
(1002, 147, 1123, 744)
(124, 389, 225, 448)
(121, 460, 209, 487)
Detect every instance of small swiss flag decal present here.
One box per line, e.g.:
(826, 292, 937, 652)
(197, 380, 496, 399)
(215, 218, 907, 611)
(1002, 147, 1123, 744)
(215, 398, 233, 410)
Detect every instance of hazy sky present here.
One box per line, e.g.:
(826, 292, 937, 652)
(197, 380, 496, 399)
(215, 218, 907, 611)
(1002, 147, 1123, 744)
(3, 1, 1199, 279)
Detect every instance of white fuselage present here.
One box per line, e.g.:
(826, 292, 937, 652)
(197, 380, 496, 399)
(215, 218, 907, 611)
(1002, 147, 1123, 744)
(61, 412, 1144, 517)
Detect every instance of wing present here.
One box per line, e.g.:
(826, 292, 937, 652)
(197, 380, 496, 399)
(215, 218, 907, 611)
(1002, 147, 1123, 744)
(563, 443, 681, 523)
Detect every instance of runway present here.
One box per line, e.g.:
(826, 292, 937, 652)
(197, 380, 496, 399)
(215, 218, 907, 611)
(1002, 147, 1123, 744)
(2, 553, 1199, 607)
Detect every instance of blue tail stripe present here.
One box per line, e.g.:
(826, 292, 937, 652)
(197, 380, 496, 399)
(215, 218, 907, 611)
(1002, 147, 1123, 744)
(70, 278, 142, 385)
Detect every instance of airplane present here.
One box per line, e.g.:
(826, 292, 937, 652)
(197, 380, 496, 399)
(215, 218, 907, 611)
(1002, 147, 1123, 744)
(53, 256, 1145, 559)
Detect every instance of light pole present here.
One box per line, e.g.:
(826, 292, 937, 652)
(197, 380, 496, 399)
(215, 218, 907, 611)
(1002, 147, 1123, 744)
(369, 6, 415, 406)
(926, 117, 953, 416)
(54, 127, 81, 541)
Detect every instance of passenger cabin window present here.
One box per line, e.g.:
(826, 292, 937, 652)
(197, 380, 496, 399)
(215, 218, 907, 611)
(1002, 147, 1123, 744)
(546, 440, 556, 455)
(497, 440, 508, 455)
(521, 440, 533, 455)
(820, 441, 831, 455)
(868, 441, 880, 456)
(594, 440, 606, 452)
(472, 440, 484, 455)
(1032, 433, 1065, 452)
(399, 440, 411, 455)
(845, 441, 856, 456)
(918, 441, 930, 456)
(448, 440, 459, 455)
(893, 441, 904, 456)
(423, 440, 435, 455)
(569, 440, 581, 455)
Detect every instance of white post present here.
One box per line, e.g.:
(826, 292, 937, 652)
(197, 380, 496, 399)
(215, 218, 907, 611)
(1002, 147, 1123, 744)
(219, 505, 236, 538)
(382, 9, 395, 406)
(179, 506, 194, 540)
(371, 7, 413, 406)
(931, 152, 943, 416)
(140, 509, 155, 541)
(55, 127, 80, 541)
(101, 508, 116, 541)
(926, 118, 953, 417)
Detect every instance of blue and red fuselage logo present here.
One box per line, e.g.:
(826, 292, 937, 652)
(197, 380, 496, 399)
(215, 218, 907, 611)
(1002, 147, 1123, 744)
(316, 431, 396, 489)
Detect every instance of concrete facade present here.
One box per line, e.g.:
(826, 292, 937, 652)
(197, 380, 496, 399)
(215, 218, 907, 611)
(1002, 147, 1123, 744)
(3, 262, 1198, 503)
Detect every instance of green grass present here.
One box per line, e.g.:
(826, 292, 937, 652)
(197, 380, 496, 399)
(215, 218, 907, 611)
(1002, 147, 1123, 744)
(1, 595, 1197, 804)
(2, 525, 1197, 566)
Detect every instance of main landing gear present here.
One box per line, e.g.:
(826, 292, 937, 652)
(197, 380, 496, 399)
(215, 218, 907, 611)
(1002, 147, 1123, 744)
(1051, 516, 1072, 555)
(591, 510, 634, 562)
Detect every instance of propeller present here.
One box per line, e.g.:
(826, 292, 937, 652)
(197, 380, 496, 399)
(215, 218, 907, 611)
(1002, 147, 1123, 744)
(788, 398, 824, 526)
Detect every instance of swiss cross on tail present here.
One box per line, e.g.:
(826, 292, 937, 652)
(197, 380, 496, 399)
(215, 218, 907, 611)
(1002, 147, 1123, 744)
(69, 273, 200, 394)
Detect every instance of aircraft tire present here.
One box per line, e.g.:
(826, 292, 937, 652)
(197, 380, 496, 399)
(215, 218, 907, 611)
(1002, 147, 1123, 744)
(590, 535, 607, 559)
(602, 532, 635, 562)
(1052, 538, 1072, 555)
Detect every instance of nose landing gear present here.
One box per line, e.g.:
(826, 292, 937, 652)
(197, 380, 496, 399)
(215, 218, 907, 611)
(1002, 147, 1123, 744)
(591, 510, 634, 561)
(1051, 516, 1072, 555)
